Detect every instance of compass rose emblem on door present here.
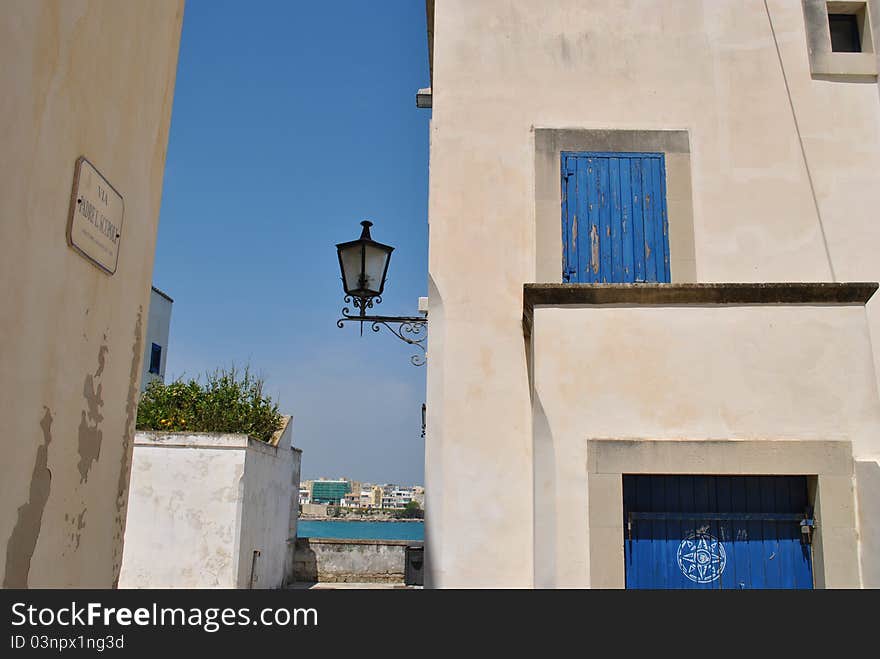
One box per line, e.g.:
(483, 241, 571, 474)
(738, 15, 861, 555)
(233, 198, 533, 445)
(677, 531, 727, 584)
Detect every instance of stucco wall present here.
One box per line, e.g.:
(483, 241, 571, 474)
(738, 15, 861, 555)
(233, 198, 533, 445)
(855, 458, 880, 587)
(118, 434, 245, 588)
(425, 0, 880, 587)
(293, 538, 416, 584)
(119, 419, 300, 589)
(0, 0, 184, 587)
(237, 424, 300, 589)
(530, 302, 880, 587)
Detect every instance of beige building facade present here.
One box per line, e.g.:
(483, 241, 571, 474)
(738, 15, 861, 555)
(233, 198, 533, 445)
(422, 0, 880, 587)
(0, 0, 184, 587)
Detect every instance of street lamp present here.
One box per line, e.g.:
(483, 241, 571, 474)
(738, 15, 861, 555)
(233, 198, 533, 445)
(336, 221, 394, 305)
(336, 220, 427, 366)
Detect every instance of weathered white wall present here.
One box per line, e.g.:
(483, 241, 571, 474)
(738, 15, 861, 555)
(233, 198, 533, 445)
(293, 538, 415, 584)
(237, 422, 300, 589)
(425, 0, 880, 587)
(118, 434, 245, 588)
(119, 418, 300, 589)
(0, 0, 184, 587)
(531, 303, 880, 587)
(141, 288, 173, 391)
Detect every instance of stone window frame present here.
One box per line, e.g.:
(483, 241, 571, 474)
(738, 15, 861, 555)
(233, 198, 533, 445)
(803, 0, 879, 78)
(534, 128, 697, 285)
(585, 438, 860, 589)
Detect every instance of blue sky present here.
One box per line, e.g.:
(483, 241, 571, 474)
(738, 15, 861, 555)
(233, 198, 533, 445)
(153, 0, 430, 484)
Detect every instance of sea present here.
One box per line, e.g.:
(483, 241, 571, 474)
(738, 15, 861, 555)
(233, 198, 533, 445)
(297, 520, 424, 542)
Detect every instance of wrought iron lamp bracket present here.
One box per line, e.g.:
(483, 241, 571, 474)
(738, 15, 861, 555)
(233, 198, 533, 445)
(337, 296, 427, 366)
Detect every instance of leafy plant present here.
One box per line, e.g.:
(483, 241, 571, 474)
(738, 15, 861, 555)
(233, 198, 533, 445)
(394, 501, 424, 519)
(136, 366, 283, 443)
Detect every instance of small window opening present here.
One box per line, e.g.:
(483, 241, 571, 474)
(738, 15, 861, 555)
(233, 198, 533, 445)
(149, 343, 162, 374)
(829, 13, 862, 51)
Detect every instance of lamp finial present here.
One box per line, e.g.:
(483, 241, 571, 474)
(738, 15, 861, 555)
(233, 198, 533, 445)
(359, 220, 373, 240)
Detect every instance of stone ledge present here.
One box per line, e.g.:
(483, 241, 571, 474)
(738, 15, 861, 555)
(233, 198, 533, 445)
(523, 282, 878, 335)
(296, 537, 422, 547)
(133, 431, 250, 449)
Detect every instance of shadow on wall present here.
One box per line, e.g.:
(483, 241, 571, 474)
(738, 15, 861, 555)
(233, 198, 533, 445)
(856, 460, 880, 588)
(292, 538, 318, 583)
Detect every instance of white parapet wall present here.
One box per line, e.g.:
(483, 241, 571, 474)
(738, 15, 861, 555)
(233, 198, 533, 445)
(119, 417, 301, 588)
(293, 538, 421, 584)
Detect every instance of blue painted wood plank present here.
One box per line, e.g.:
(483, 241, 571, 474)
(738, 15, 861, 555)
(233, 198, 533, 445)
(730, 476, 751, 589)
(623, 475, 636, 589)
(562, 156, 578, 282)
(650, 157, 666, 282)
(659, 156, 670, 282)
(789, 476, 813, 589)
(760, 476, 781, 588)
(776, 478, 795, 589)
(651, 476, 668, 589)
(609, 158, 623, 282)
(633, 477, 648, 589)
(619, 160, 634, 282)
(575, 156, 591, 283)
(630, 158, 646, 281)
(693, 476, 714, 590)
(635, 475, 651, 589)
(560, 156, 570, 281)
(585, 158, 602, 283)
(598, 158, 612, 283)
(746, 476, 765, 589)
(715, 476, 734, 590)
(641, 157, 658, 283)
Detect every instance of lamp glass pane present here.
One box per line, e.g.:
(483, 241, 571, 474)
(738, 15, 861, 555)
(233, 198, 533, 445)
(363, 244, 391, 295)
(340, 244, 363, 294)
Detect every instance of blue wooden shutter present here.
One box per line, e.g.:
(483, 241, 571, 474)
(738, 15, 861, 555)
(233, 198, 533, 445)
(623, 475, 814, 590)
(562, 152, 670, 283)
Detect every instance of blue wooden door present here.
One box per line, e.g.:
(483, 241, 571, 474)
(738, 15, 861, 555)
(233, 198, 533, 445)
(623, 476, 814, 589)
(561, 152, 670, 283)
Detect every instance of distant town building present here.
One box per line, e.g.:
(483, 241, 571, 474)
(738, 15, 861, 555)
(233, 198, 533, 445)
(369, 486, 384, 508)
(381, 486, 416, 510)
(341, 492, 360, 508)
(297, 480, 424, 511)
(310, 479, 351, 505)
(140, 285, 173, 391)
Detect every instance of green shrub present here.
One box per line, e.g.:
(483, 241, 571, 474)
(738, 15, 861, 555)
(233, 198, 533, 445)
(394, 501, 424, 519)
(136, 366, 283, 443)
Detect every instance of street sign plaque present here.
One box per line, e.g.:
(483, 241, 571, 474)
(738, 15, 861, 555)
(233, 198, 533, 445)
(67, 156, 124, 274)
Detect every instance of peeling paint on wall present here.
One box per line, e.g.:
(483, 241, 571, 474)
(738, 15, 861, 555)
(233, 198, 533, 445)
(63, 509, 88, 553)
(590, 224, 599, 274)
(74, 509, 87, 550)
(77, 343, 107, 483)
(3, 407, 53, 588)
(111, 307, 142, 586)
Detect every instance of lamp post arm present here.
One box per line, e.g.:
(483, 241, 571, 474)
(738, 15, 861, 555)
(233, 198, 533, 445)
(336, 311, 428, 367)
